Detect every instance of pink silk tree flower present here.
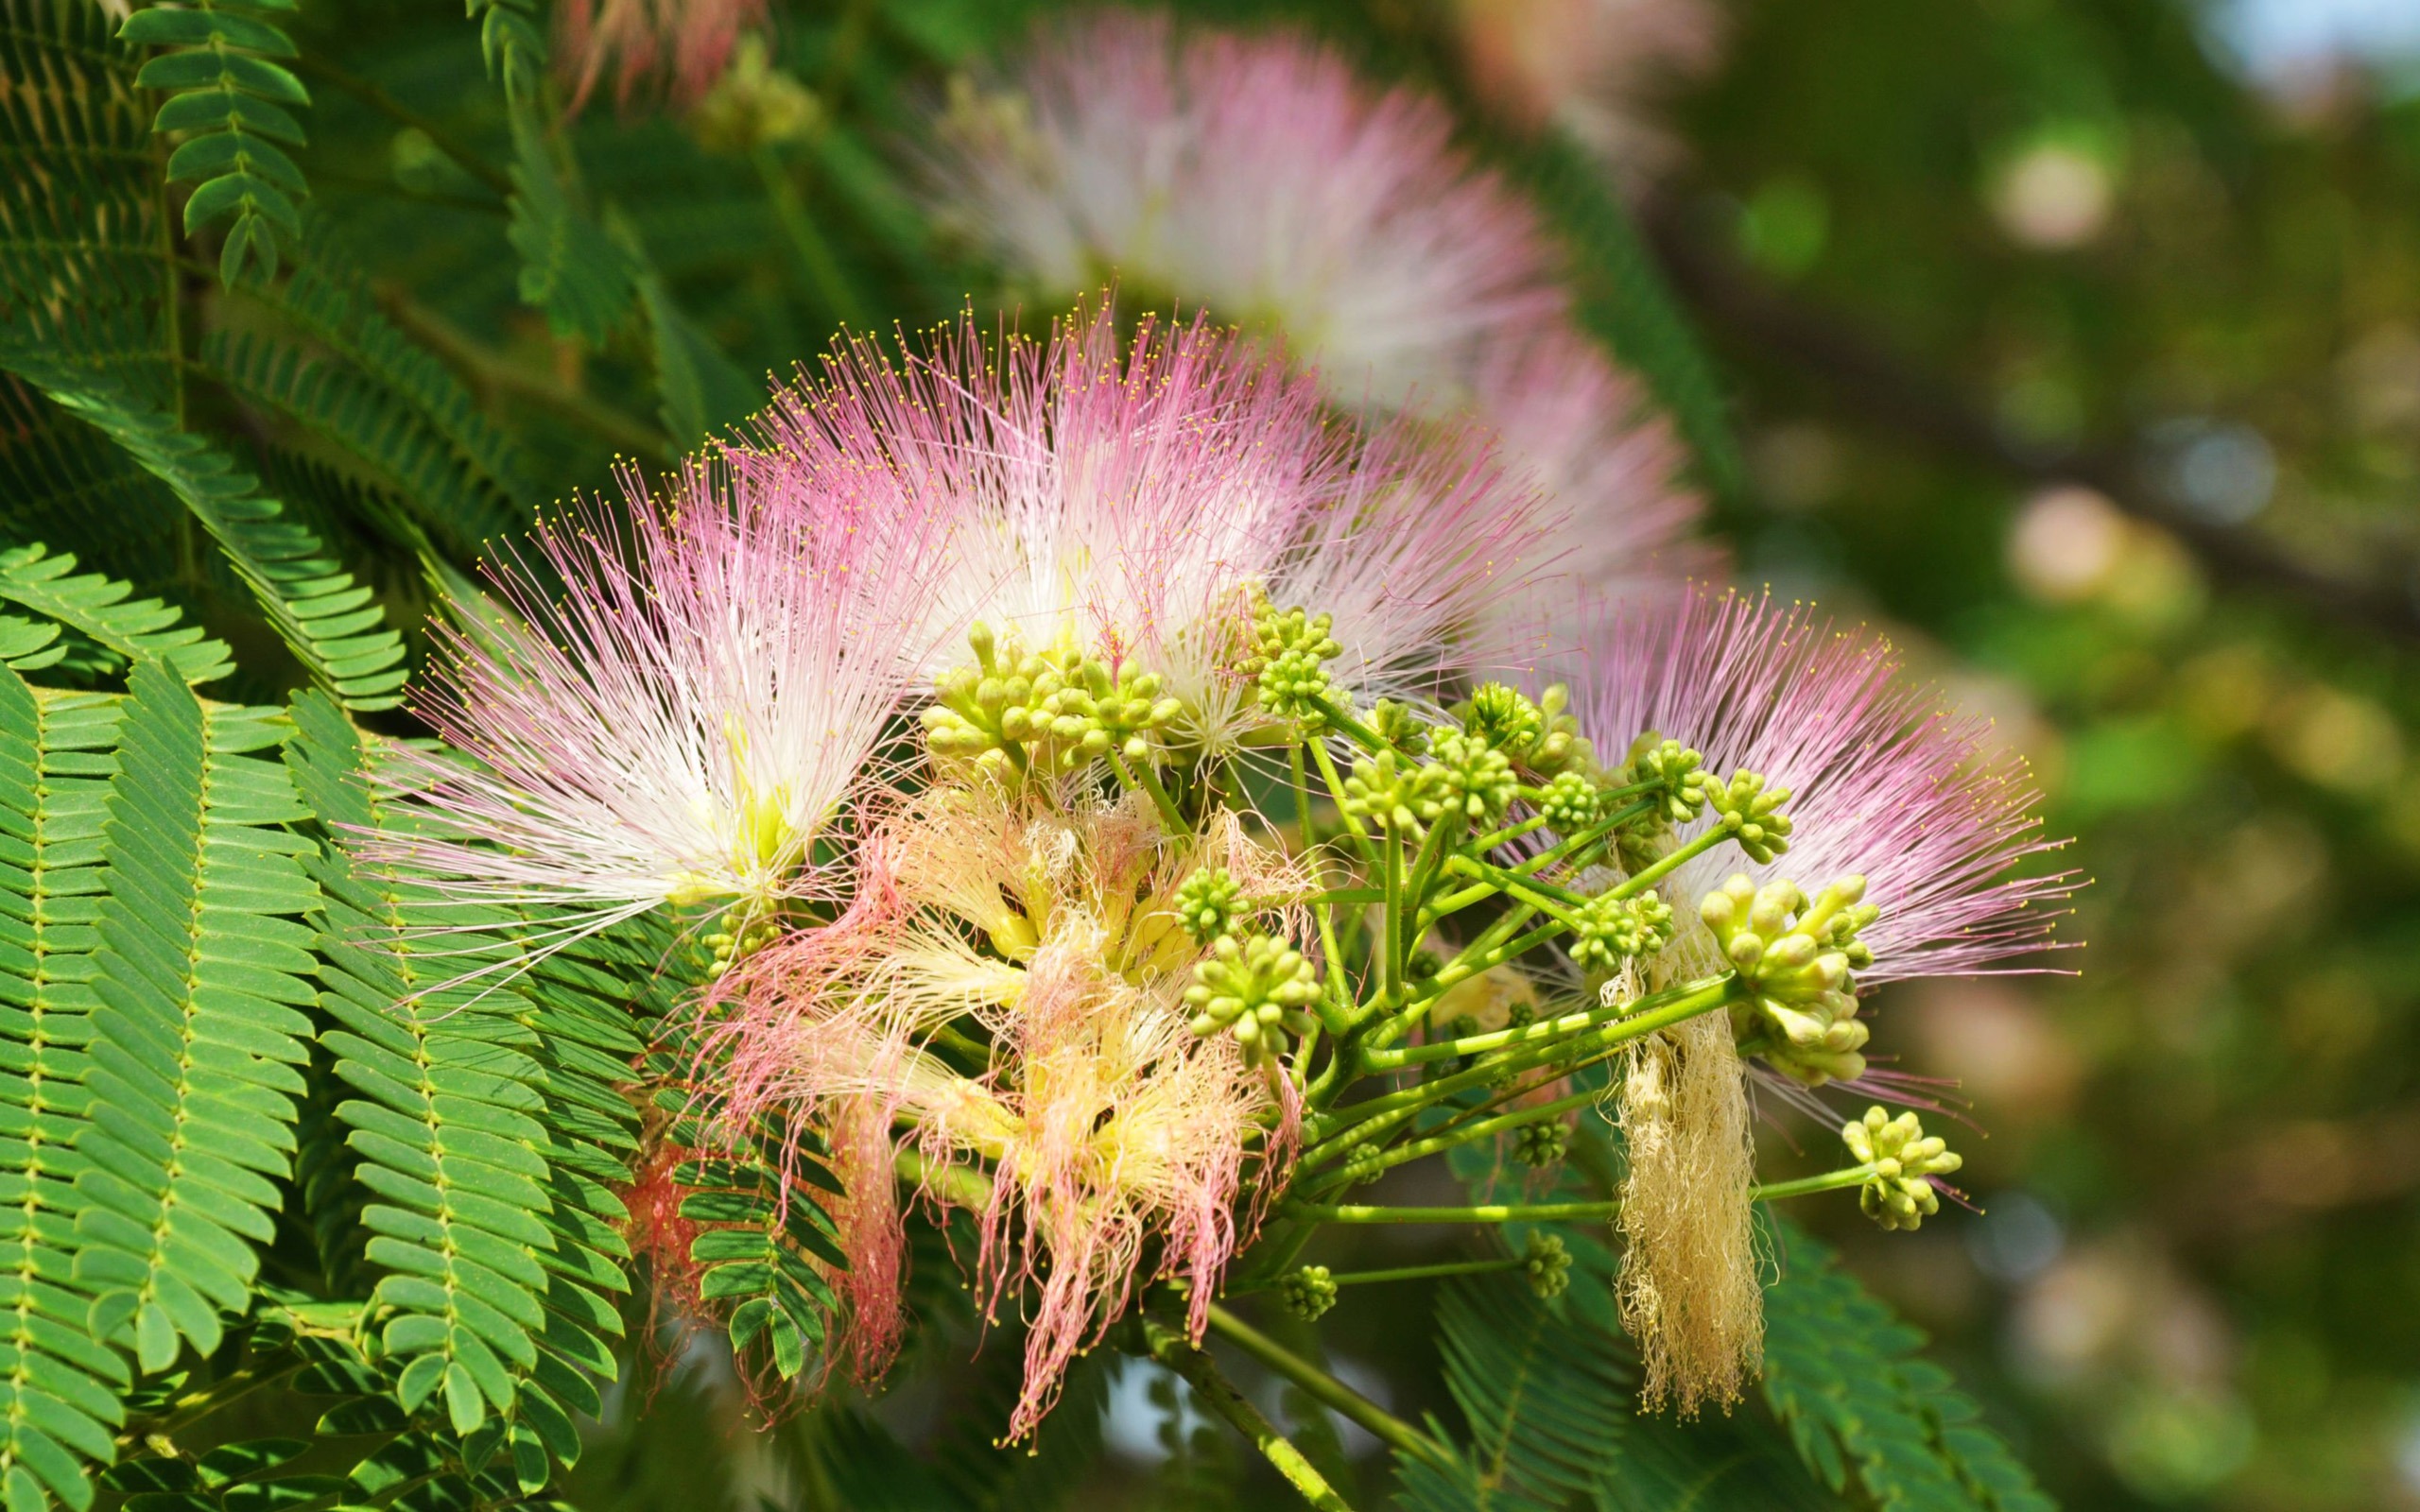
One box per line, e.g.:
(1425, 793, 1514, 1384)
(1454, 0, 1723, 167)
(557, 0, 766, 112)
(737, 301, 1556, 744)
(923, 11, 1709, 626)
(1563, 587, 2076, 987)
(372, 457, 949, 946)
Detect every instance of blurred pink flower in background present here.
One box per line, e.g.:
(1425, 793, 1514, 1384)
(557, 0, 766, 112)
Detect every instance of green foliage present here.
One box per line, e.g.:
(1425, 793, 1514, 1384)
(75, 658, 317, 1373)
(284, 692, 628, 1454)
(1763, 1225, 2052, 1512)
(0, 351, 407, 711)
(208, 223, 540, 550)
(509, 123, 638, 348)
(0, 669, 130, 1512)
(1397, 1262, 1830, 1512)
(0, 544, 233, 687)
(657, 1099, 843, 1383)
(119, 0, 310, 286)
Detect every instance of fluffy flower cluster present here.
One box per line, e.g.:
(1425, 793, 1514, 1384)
(924, 9, 1711, 620)
(736, 303, 1553, 745)
(712, 786, 1309, 1436)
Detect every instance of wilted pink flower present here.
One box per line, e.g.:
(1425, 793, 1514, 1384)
(737, 302, 1555, 741)
(557, 0, 765, 112)
(924, 13, 1707, 627)
(374, 458, 945, 941)
(1564, 587, 2075, 982)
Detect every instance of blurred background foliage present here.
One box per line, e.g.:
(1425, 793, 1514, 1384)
(10, 0, 2413, 1505)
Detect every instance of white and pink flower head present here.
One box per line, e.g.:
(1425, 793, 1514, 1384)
(923, 10, 1712, 627)
(1561, 586, 2076, 987)
(738, 301, 1558, 745)
(375, 455, 949, 943)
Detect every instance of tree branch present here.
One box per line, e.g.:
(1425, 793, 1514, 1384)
(1639, 197, 2420, 643)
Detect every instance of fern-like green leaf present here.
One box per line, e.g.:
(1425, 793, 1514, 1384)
(118, 0, 309, 286)
(71, 659, 317, 1378)
(285, 693, 627, 1455)
(508, 120, 637, 347)
(0, 544, 231, 687)
(209, 222, 539, 549)
(1763, 1224, 2054, 1512)
(659, 1099, 842, 1383)
(0, 669, 131, 1512)
(0, 350, 407, 710)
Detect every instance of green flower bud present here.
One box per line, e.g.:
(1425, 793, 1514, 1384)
(1523, 1232, 1571, 1299)
(1429, 730, 1519, 825)
(1627, 735, 1713, 824)
(1170, 867, 1245, 944)
(1842, 1106, 1962, 1232)
(1251, 598, 1344, 724)
(1567, 892, 1676, 974)
(1539, 769, 1602, 833)
(1368, 699, 1433, 758)
(1706, 769, 1793, 863)
(1461, 682, 1546, 758)
(1340, 1143, 1385, 1188)
(1704, 874, 1878, 1087)
(1342, 748, 1444, 837)
(1281, 1264, 1339, 1321)
(1513, 1120, 1568, 1169)
(1184, 931, 1321, 1066)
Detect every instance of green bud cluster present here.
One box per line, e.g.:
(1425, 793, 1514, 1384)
(1184, 932, 1321, 1066)
(1842, 1106, 1962, 1232)
(1342, 747, 1444, 837)
(703, 916, 782, 978)
(1523, 1232, 1571, 1298)
(1428, 730, 1518, 825)
(1170, 867, 1244, 944)
(1281, 1264, 1339, 1321)
(1251, 599, 1343, 724)
(1340, 1143, 1385, 1188)
(1368, 699, 1432, 758)
(1538, 769, 1603, 833)
(1512, 1120, 1568, 1169)
(1568, 891, 1676, 974)
(1704, 874, 1879, 1086)
(1458, 682, 1591, 776)
(1627, 736, 1715, 824)
(923, 623, 1184, 773)
(1705, 770, 1793, 863)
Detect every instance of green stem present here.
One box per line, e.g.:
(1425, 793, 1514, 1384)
(1288, 742, 1317, 850)
(1305, 694, 1384, 753)
(1443, 854, 1591, 910)
(1306, 975, 1741, 1146)
(1289, 1199, 1619, 1224)
(1751, 1164, 1876, 1204)
(1111, 748, 1187, 833)
(1203, 1303, 1453, 1470)
(1341, 1085, 1602, 1184)
(1137, 1316, 1358, 1511)
(377, 287, 669, 458)
(1307, 739, 1373, 860)
(1312, 1256, 1526, 1288)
